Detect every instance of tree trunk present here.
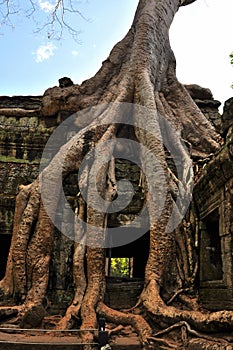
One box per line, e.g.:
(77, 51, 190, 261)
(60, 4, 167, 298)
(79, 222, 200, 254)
(1, 0, 231, 348)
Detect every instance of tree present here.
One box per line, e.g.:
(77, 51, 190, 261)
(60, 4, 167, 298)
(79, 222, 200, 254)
(0, 0, 231, 348)
(0, 0, 85, 40)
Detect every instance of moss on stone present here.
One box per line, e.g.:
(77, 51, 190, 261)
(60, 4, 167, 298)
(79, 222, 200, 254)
(0, 155, 40, 164)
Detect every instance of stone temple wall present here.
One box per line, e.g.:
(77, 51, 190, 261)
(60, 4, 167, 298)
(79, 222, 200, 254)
(194, 97, 233, 310)
(0, 83, 230, 311)
(0, 97, 65, 241)
(0, 92, 146, 309)
(0, 84, 222, 235)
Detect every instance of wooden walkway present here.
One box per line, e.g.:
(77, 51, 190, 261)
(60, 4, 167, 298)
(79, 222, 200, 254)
(0, 327, 141, 349)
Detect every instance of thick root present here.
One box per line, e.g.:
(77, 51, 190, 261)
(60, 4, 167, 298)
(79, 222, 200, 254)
(151, 321, 230, 345)
(97, 301, 152, 348)
(141, 279, 233, 334)
(0, 1, 227, 349)
(0, 184, 32, 296)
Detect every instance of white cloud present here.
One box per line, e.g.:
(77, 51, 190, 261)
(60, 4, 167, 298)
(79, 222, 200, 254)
(71, 50, 79, 57)
(34, 43, 57, 63)
(38, 0, 55, 13)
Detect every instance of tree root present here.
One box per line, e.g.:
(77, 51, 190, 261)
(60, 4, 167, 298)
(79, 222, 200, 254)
(108, 325, 124, 336)
(150, 321, 230, 346)
(167, 288, 190, 305)
(147, 336, 179, 349)
(141, 279, 233, 335)
(0, 1, 227, 349)
(97, 301, 152, 348)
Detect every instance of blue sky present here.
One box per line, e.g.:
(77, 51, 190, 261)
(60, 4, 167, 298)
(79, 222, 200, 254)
(0, 0, 232, 109)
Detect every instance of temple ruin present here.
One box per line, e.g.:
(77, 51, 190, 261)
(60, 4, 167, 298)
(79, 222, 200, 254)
(0, 83, 232, 315)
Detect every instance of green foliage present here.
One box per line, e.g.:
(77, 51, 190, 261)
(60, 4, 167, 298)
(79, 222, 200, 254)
(110, 258, 129, 277)
(0, 155, 39, 164)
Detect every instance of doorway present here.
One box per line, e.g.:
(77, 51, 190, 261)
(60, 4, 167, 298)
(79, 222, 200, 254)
(0, 234, 12, 280)
(106, 229, 150, 279)
(200, 209, 223, 282)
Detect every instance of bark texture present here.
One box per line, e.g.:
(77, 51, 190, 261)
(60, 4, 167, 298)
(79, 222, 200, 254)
(0, 0, 231, 348)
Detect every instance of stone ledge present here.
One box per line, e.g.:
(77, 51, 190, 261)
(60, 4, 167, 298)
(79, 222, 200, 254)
(0, 96, 42, 110)
(194, 99, 221, 108)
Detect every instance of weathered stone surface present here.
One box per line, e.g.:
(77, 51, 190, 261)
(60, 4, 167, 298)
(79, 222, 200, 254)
(41, 85, 80, 116)
(105, 279, 144, 310)
(0, 115, 50, 162)
(0, 96, 42, 110)
(0, 163, 38, 195)
(58, 77, 74, 88)
(184, 84, 213, 100)
(194, 99, 221, 108)
(184, 84, 222, 131)
(0, 307, 18, 320)
(21, 305, 47, 328)
(222, 97, 233, 135)
(194, 120, 233, 310)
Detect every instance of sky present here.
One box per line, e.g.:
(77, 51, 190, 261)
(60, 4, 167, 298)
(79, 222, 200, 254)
(0, 0, 232, 110)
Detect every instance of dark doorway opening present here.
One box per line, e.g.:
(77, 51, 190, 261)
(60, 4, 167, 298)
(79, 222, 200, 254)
(201, 209, 223, 282)
(0, 234, 12, 280)
(106, 230, 149, 279)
